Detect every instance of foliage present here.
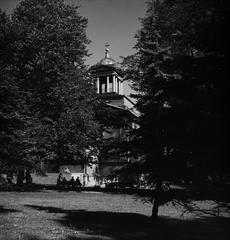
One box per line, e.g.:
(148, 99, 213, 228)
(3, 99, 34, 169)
(0, 0, 99, 173)
(94, 100, 135, 173)
(121, 0, 229, 217)
(0, 9, 33, 172)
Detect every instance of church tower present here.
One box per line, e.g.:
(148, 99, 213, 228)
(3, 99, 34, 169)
(91, 43, 123, 94)
(90, 45, 139, 184)
(90, 44, 137, 114)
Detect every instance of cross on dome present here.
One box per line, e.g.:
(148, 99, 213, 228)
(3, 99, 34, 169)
(105, 42, 110, 58)
(93, 43, 117, 67)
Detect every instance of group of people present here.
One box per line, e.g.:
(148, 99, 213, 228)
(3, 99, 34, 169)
(57, 173, 82, 189)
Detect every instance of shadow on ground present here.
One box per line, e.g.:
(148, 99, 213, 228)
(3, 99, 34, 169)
(0, 183, 45, 192)
(25, 204, 230, 240)
(0, 205, 20, 214)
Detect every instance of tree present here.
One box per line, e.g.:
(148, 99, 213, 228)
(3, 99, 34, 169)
(94, 100, 137, 182)
(0, 9, 34, 173)
(121, 0, 229, 219)
(0, 0, 99, 175)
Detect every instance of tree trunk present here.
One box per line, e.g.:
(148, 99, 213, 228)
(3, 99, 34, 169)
(17, 170, 24, 187)
(151, 197, 159, 220)
(151, 178, 162, 220)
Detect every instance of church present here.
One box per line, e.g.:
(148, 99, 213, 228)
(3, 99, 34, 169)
(59, 45, 139, 187)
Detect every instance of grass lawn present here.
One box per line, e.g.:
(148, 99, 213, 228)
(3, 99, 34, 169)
(0, 190, 229, 240)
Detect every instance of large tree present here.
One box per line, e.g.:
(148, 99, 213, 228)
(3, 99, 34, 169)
(0, 9, 33, 173)
(0, 0, 98, 174)
(121, 0, 229, 218)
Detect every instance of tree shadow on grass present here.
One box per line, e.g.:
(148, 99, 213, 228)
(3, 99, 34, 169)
(0, 205, 20, 214)
(25, 205, 230, 240)
(0, 183, 45, 192)
(19, 234, 43, 240)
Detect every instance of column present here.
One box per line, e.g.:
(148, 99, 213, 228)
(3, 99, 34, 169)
(118, 80, 121, 95)
(113, 75, 116, 93)
(96, 77, 100, 93)
(120, 81, 123, 95)
(117, 80, 120, 94)
(106, 76, 110, 93)
(115, 77, 117, 93)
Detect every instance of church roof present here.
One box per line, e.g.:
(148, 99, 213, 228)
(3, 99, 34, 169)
(96, 57, 118, 67)
(91, 43, 119, 70)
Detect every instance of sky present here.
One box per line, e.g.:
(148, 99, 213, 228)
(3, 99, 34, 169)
(0, 0, 147, 66)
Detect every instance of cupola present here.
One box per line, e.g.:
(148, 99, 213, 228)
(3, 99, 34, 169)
(91, 43, 123, 95)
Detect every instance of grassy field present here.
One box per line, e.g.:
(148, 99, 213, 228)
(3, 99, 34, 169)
(0, 190, 229, 240)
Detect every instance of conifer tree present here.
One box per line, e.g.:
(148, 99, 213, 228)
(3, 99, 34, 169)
(121, 0, 229, 218)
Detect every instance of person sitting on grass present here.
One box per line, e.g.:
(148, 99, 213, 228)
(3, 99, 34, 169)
(69, 176, 76, 189)
(57, 173, 63, 185)
(75, 177, 82, 188)
(62, 177, 67, 188)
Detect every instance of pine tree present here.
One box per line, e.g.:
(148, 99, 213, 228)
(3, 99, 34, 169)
(121, 0, 229, 219)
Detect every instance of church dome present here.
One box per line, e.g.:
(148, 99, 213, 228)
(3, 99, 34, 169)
(97, 57, 117, 67)
(94, 43, 118, 68)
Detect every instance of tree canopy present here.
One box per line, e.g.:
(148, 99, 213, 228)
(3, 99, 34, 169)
(121, 0, 229, 217)
(0, 0, 99, 173)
